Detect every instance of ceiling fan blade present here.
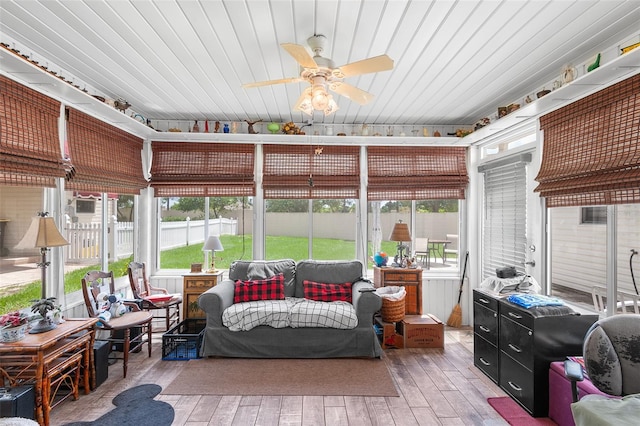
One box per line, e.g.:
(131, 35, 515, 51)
(329, 81, 375, 105)
(336, 54, 394, 78)
(242, 77, 304, 89)
(281, 43, 318, 69)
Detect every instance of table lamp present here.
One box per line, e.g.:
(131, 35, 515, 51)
(15, 212, 69, 333)
(203, 236, 224, 273)
(389, 220, 411, 267)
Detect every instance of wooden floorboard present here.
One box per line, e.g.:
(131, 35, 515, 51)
(49, 327, 509, 425)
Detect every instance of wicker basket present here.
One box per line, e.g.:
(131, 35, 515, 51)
(380, 295, 406, 323)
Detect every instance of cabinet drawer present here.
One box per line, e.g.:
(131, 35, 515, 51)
(473, 290, 498, 311)
(474, 336, 499, 383)
(384, 272, 419, 282)
(499, 300, 534, 329)
(499, 354, 535, 416)
(185, 279, 215, 289)
(500, 317, 533, 368)
(474, 303, 498, 345)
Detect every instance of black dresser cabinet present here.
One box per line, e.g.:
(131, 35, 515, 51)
(473, 289, 598, 417)
(473, 290, 500, 382)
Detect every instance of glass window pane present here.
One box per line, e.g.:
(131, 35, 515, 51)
(311, 199, 357, 260)
(158, 197, 248, 269)
(265, 199, 309, 261)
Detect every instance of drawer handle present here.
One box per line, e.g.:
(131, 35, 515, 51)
(479, 325, 490, 333)
(508, 343, 522, 353)
(508, 381, 523, 392)
(508, 312, 523, 319)
(479, 298, 490, 304)
(479, 357, 491, 366)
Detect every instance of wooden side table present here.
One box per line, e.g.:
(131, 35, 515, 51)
(373, 266, 423, 315)
(0, 318, 97, 426)
(183, 271, 224, 319)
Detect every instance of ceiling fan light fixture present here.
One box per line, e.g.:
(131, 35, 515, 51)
(323, 95, 339, 116)
(311, 83, 329, 110)
(294, 87, 314, 116)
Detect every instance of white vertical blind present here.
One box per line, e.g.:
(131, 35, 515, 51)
(481, 157, 530, 279)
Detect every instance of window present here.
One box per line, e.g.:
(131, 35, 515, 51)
(75, 199, 95, 214)
(479, 154, 531, 279)
(580, 207, 607, 224)
(368, 200, 459, 271)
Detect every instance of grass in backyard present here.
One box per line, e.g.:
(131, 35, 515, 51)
(0, 257, 132, 314)
(2, 236, 399, 314)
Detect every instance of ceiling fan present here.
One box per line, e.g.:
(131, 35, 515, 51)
(242, 35, 394, 116)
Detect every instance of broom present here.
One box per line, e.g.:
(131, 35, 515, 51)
(447, 251, 469, 328)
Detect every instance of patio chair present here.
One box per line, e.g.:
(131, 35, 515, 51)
(413, 238, 431, 269)
(591, 285, 640, 314)
(444, 234, 458, 263)
(127, 261, 182, 332)
(81, 270, 152, 378)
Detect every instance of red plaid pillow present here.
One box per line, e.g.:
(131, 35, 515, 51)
(303, 280, 352, 303)
(234, 273, 285, 303)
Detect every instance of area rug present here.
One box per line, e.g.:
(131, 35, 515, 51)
(163, 357, 398, 397)
(63, 384, 174, 426)
(488, 397, 557, 426)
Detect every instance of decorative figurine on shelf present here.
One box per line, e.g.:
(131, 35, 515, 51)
(587, 53, 601, 72)
(562, 65, 577, 84)
(214, 121, 220, 133)
(192, 120, 200, 132)
(267, 122, 280, 134)
(245, 119, 262, 134)
(223, 123, 229, 133)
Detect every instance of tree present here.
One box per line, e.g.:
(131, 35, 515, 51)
(173, 197, 205, 213)
(172, 197, 251, 217)
(266, 199, 309, 212)
(117, 195, 134, 221)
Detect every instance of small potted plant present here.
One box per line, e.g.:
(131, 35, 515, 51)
(29, 297, 58, 333)
(0, 311, 29, 342)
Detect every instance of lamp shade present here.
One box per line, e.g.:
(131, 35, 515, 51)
(16, 215, 69, 249)
(389, 221, 411, 242)
(203, 236, 224, 252)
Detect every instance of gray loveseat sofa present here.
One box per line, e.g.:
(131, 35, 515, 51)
(198, 259, 382, 358)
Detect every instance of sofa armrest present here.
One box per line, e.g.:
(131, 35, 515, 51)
(198, 279, 235, 327)
(352, 280, 381, 327)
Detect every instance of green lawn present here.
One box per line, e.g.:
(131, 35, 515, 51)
(1, 236, 398, 314)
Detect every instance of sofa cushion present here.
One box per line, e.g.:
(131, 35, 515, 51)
(233, 273, 285, 303)
(295, 260, 363, 298)
(223, 299, 292, 331)
(303, 280, 352, 303)
(290, 299, 358, 329)
(222, 298, 358, 331)
(229, 259, 297, 297)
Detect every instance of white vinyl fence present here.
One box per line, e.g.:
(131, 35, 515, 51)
(65, 217, 236, 263)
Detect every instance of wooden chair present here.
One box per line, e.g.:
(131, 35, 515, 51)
(127, 261, 182, 332)
(81, 270, 152, 378)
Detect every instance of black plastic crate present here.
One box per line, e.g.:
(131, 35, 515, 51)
(162, 319, 206, 360)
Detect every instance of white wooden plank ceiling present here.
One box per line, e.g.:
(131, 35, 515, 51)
(1, 0, 638, 127)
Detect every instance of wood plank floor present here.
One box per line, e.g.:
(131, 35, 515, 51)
(50, 328, 510, 425)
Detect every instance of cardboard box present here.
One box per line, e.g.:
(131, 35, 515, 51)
(399, 314, 444, 348)
(374, 316, 404, 349)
